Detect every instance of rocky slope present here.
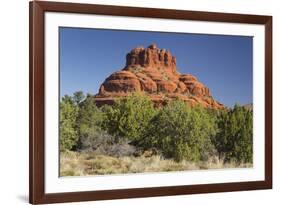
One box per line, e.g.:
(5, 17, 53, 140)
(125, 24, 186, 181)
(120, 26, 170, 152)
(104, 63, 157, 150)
(94, 44, 224, 109)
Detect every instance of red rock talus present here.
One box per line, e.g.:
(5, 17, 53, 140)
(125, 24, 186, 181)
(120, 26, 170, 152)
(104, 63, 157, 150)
(94, 44, 224, 109)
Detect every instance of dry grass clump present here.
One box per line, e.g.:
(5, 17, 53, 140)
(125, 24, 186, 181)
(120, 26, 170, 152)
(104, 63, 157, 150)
(60, 151, 252, 177)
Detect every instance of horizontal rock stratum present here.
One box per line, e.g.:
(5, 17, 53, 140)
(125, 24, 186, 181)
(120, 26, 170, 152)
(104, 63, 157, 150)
(94, 44, 224, 109)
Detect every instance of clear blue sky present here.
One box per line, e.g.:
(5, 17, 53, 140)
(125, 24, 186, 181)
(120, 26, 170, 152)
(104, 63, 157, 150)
(60, 27, 253, 107)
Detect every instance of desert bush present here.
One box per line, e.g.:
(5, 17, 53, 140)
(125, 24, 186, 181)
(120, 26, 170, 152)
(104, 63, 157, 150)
(214, 104, 253, 163)
(95, 140, 136, 157)
(59, 96, 79, 151)
(141, 100, 217, 162)
(76, 94, 105, 150)
(80, 129, 136, 157)
(102, 93, 157, 143)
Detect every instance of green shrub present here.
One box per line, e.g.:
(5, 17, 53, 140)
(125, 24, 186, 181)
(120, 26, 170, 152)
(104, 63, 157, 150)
(102, 93, 156, 143)
(59, 96, 79, 151)
(214, 104, 253, 163)
(142, 100, 217, 162)
(76, 94, 105, 150)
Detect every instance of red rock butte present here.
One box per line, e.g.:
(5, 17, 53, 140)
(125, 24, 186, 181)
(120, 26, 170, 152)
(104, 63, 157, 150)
(94, 44, 224, 109)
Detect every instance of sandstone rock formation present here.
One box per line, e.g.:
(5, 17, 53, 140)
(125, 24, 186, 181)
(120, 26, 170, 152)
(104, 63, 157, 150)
(94, 44, 224, 109)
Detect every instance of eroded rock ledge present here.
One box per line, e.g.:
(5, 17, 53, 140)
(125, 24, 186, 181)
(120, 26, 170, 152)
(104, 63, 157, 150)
(94, 44, 224, 109)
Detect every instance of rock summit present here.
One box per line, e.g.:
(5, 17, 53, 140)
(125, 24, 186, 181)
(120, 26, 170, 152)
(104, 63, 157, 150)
(94, 44, 224, 109)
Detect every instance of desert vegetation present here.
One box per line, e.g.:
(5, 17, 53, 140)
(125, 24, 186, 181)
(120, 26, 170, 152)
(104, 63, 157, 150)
(60, 91, 253, 176)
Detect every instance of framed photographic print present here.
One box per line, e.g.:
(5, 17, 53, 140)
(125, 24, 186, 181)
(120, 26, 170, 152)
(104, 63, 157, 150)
(29, 1, 272, 204)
